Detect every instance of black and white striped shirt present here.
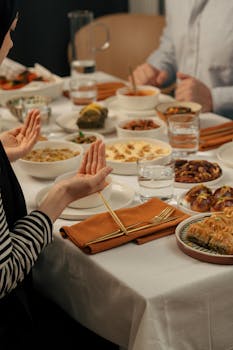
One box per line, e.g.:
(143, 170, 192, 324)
(0, 193, 53, 299)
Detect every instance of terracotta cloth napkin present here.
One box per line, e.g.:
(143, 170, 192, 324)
(60, 198, 189, 254)
(63, 81, 126, 101)
(199, 121, 233, 151)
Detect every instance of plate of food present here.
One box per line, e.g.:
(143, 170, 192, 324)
(35, 181, 135, 220)
(216, 141, 233, 168)
(174, 159, 223, 188)
(55, 102, 116, 135)
(177, 184, 233, 215)
(175, 208, 233, 264)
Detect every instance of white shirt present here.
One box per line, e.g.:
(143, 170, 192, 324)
(148, 0, 233, 118)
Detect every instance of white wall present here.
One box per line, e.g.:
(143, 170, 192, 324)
(129, 0, 160, 14)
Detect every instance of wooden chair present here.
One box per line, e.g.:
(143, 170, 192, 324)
(71, 13, 165, 80)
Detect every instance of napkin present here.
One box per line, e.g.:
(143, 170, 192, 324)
(63, 81, 126, 101)
(199, 121, 233, 151)
(97, 81, 126, 100)
(60, 198, 189, 254)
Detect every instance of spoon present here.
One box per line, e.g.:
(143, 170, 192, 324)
(128, 65, 137, 94)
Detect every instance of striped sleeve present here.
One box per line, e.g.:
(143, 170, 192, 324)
(0, 193, 53, 299)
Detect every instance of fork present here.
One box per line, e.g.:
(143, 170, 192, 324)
(85, 206, 175, 246)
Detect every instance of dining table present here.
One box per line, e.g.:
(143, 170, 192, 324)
(1, 71, 233, 350)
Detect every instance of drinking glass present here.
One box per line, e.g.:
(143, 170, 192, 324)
(137, 159, 174, 202)
(69, 77, 97, 106)
(167, 114, 200, 158)
(68, 10, 110, 77)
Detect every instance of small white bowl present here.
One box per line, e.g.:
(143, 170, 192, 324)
(116, 117, 165, 139)
(55, 171, 113, 208)
(155, 101, 202, 124)
(116, 85, 160, 111)
(18, 140, 83, 179)
(65, 131, 104, 151)
(105, 137, 172, 175)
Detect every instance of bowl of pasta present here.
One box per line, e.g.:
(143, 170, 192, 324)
(18, 140, 83, 179)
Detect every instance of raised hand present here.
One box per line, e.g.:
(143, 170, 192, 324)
(0, 109, 41, 162)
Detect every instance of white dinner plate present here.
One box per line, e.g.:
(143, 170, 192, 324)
(35, 181, 135, 220)
(216, 141, 233, 168)
(55, 111, 116, 135)
(175, 213, 233, 264)
(103, 94, 175, 117)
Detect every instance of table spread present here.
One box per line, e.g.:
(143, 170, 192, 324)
(1, 72, 233, 350)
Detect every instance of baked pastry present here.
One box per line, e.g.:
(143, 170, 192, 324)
(186, 208, 233, 254)
(211, 197, 233, 212)
(175, 159, 222, 183)
(190, 193, 213, 212)
(213, 186, 233, 199)
(184, 184, 212, 203)
(77, 103, 108, 129)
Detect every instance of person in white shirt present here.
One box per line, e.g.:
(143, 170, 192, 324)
(133, 0, 233, 119)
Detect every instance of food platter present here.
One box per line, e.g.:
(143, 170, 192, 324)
(174, 159, 224, 188)
(175, 214, 233, 264)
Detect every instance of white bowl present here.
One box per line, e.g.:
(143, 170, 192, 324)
(116, 117, 166, 139)
(116, 85, 160, 111)
(18, 140, 83, 179)
(65, 131, 104, 151)
(55, 171, 113, 208)
(105, 137, 172, 175)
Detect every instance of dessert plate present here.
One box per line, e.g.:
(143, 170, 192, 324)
(175, 213, 233, 264)
(35, 181, 135, 220)
(55, 111, 116, 135)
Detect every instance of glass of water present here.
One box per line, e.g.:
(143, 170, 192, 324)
(69, 77, 97, 106)
(167, 114, 200, 158)
(137, 159, 174, 203)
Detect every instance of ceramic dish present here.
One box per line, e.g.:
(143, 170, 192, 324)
(175, 213, 233, 264)
(174, 173, 224, 189)
(116, 85, 160, 111)
(64, 131, 104, 151)
(103, 94, 175, 118)
(216, 141, 233, 168)
(155, 101, 202, 124)
(55, 111, 116, 135)
(18, 140, 83, 179)
(115, 116, 167, 139)
(55, 171, 113, 209)
(35, 181, 135, 220)
(105, 137, 172, 175)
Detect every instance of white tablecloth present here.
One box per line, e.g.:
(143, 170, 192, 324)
(3, 72, 233, 350)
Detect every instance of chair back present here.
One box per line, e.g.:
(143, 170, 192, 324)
(72, 13, 165, 80)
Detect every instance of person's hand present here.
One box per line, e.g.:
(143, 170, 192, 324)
(130, 63, 168, 86)
(175, 72, 213, 112)
(38, 140, 112, 222)
(0, 109, 41, 162)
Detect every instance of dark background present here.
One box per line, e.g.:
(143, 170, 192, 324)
(9, 0, 128, 77)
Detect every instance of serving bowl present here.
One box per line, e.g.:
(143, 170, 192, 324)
(116, 85, 160, 111)
(116, 117, 166, 139)
(105, 137, 172, 175)
(6, 95, 51, 122)
(18, 140, 83, 179)
(65, 131, 104, 151)
(55, 171, 113, 208)
(155, 101, 202, 124)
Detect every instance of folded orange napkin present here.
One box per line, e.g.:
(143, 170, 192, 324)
(60, 198, 189, 254)
(97, 81, 126, 100)
(199, 121, 233, 151)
